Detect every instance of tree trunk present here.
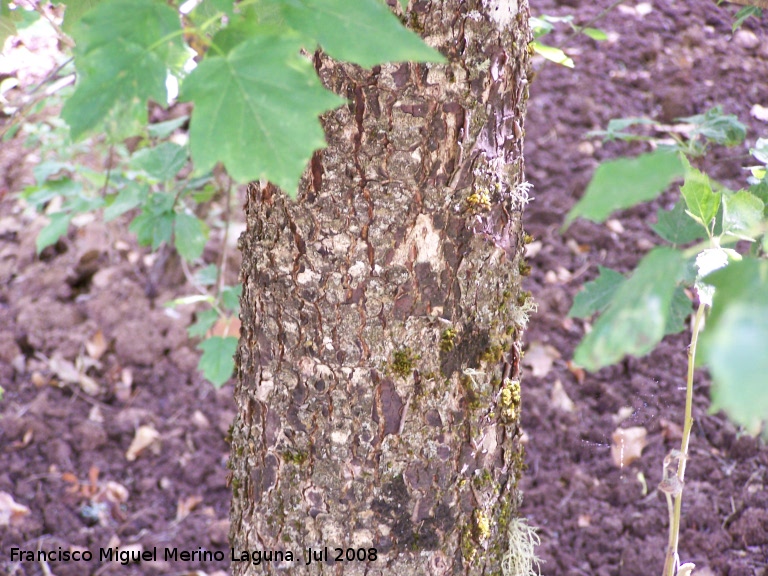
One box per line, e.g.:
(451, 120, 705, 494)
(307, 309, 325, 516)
(229, 1, 533, 573)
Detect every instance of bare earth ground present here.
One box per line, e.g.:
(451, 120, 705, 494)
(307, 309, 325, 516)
(1, 1, 767, 575)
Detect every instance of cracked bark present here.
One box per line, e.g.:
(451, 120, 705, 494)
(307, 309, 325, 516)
(229, 1, 533, 573)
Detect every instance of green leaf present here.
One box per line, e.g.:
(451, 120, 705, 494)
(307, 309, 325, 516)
(179, 35, 346, 195)
(652, 199, 707, 245)
(190, 0, 236, 20)
(147, 115, 189, 139)
(37, 212, 72, 253)
(751, 137, 768, 165)
(129, 196, 175, 249)
(664, 286, 691, 336)
(587, 117, 657, 142)
(194, 264, 219, 286)
(174, 212, 209, 261)
(732, 6, 761, 33)
(131, 142, 188, 181)
(573, 248, 685, 371)
(398, 0, 408, 10)
(221, 283, 242, 312)
(748, 180, 768, 214)
(23, 178, 82, 210)
(704, 304, 768, 432)
(680, 160, 720, 230)
(529, 16, 554, 38)
(0, 15, 16, 49)
(699, 259, 768, 431)
(564, 150, 684, 228)
(33, 161, 73, 185)
(191, 183, 217, 203)
(582, 27, 607, 40)
(531, 42, 574, 68)
(188, 308, 219, 338)
(62, 0, 183, 139)
(678, 106, 746, 147)
(197, 335, 238, 387)
(721, 190, 764, 240)
(700, 257, 768, 329)
(568, 266, 625, 318)
(60, 0, 106, 33)
(104, 182, 148, 221)
(263, 0, 445, 67)
(63, 193, 104, 214)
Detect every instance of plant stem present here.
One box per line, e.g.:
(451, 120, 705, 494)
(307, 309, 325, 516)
(662, 301, 707, 576)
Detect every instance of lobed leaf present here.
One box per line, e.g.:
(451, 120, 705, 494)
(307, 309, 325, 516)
(221, 284, 242, 313)
(57, 0, 106, 33)
(104, 183, 148, 221)
(197, 336, 238, 387)
(678, 106, 746, 147)
(680, 160, 720, 231)
(62, 0, 183, 140)
(131, 142, 188, 182)
(188, 308, 219, 338)
(568, 266, 625, 319)
(664, 286, 692, 336)
(652, 199, 707, 245)
(262, 0, 445, 67)
(174, 212, 209, 262)
(705, 305, 768, 432)
(721, 190, 764, 240)
(699, 260, 768, 431)
(573, 248, 685, 371)
(180, 35, 346, 195)
(564, 150, 684, 228)
(36, 213, 72, 253)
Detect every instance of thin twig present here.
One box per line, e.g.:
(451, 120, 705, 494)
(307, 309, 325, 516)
(100, 144, 115, 197)
(22, 0, 75, 47)
(215, 173, 233, 299)
(662, 302, 707, 576)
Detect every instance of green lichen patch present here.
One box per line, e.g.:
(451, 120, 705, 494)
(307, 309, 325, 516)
(499, 378, 521, 423)
(390, 347, 419, 378)
(439, 327, 458, 352)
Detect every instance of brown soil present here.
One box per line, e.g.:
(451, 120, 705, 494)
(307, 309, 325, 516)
(1, 1, 767, 575)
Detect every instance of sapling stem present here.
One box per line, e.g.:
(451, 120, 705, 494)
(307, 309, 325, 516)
(662, 301, 707, 576)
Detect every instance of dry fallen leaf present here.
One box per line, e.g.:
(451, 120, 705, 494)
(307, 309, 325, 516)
(523, 341, 561, 378)
(566, 360, 586, 384)
(49, 353, 80, 384)
(0, 492, 30, 526)
(103, 482, 129, 504)
(614, 406, 635, 424)
(125, 425, 160, 461)
(660, 417, 684, 441)
(752, 104, 768, 122)
(611, 426, 648, 468)
(551, 379, 575, 413)
(176, 494, 204, 522)
(524, 240, 542, 258)
(606, 219, 625, 234)
(48, 352, 101, 395)
(211, 315, 241, 339)
(86, 329, 108, 360)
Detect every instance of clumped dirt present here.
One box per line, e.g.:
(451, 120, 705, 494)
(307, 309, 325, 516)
(1, 1, 767, 575)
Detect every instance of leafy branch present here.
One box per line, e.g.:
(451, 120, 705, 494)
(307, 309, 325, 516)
(566, 107, 768, 574)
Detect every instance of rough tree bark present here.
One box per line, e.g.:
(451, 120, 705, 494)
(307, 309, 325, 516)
(229, 1, 533, 573)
